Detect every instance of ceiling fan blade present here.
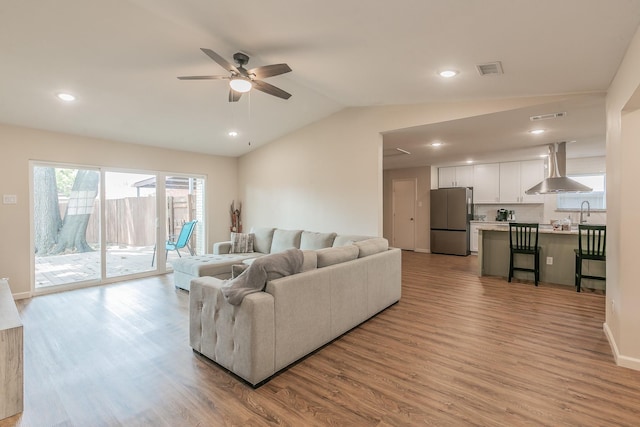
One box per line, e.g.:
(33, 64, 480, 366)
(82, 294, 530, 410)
(247, 63, 292, 79)
(229, 89, 242, 102)
(200, 48, 238, 73)
(252, 80, 292, 100)
(177, 75, 228, 80)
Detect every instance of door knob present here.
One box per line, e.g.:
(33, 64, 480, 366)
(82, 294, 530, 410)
(410, 218, 414, 221)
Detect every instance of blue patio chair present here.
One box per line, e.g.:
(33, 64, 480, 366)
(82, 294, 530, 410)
(152, 220, 197, 266)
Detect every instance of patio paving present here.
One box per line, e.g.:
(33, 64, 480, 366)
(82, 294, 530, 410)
(35, 246, 185, 288)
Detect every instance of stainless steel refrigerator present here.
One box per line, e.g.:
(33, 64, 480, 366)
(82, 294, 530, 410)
(430, 187, 473, 256)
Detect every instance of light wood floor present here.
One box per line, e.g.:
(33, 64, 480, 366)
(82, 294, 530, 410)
(3, 252, 640, 426)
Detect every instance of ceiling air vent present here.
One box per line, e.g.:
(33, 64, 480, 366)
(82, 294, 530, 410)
(476, 61, 503, 76)
(530, 112, 567, 121)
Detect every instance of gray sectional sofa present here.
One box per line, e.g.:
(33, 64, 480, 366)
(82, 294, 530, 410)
(187, 227, 402, 386)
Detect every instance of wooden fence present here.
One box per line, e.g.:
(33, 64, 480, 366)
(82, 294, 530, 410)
(61, 195, 196, 247)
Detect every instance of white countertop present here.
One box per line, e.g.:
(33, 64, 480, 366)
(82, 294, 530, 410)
(470, 220, 507, 224)
(477, 223, 578, 235)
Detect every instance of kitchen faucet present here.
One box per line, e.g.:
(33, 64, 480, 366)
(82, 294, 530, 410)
(580, 200, 591, 224)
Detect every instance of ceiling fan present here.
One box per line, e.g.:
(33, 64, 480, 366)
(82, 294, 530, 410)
(178, 48, 292, 102)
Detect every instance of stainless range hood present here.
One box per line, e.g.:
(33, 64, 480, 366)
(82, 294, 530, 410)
(525, 142, 592, 194)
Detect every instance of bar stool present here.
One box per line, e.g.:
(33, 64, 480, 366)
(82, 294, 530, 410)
(508, 223, 541, 286)
(575, 224, 606, 292)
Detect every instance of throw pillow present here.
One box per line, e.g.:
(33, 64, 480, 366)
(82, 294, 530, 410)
(230, 232, 254, 253)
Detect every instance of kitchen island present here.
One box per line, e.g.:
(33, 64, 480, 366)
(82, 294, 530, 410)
(478, 224, 605, 290)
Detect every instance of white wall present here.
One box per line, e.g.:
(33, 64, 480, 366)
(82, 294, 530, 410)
(237, 108, 383, 235)
(238, 94, 582, 237)
(604, 24, 640, 370)
(0, 123, 238, 297)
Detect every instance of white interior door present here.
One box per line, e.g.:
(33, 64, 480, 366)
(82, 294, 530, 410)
(392, 179, 416, 250)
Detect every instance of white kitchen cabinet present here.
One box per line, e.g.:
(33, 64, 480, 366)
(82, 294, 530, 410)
(438, 167, 456, 188)
(470, 223, 481, 252)
(498, 160, 545, 204)
(499, 162, 521, 203)
(473, 163, 500, 203)
(519, 159, 545, 203)
(438, 165, 473, 188)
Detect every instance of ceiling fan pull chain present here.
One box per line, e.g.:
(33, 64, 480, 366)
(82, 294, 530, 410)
(248, 92, 252, 146)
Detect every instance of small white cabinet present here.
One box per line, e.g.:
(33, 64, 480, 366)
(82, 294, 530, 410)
(473, 163, 500, 203)
(438, 166, 473, 188)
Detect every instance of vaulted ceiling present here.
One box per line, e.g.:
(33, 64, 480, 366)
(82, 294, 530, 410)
(1, 0, 639, 164)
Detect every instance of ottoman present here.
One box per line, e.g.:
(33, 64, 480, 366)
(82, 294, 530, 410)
(171, 253, 263, 291)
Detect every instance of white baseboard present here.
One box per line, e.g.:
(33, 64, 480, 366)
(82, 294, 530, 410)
(414, 248, 430, 253)
(603, 322, 640, 371)
(12, 291, 31, 300)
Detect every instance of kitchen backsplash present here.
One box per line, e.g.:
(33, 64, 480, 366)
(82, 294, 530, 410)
(474, 204, 607, 225)
(475, 204, 544, 222)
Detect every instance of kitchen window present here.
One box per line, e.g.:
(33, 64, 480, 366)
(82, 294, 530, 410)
(556, 174, 606, 210)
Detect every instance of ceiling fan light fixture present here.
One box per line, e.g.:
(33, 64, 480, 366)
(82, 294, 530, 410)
(229, 78, 252, 93)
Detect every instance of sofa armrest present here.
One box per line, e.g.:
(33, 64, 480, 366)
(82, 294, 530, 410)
(189, 276, 275, 386)
(213, 241, 232, 254)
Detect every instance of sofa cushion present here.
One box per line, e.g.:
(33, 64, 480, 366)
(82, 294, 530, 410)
(252, 227, 276, 254)
(300, 231, 337, 250)
(333, 235, 374, 247)
(355, 237, 389, 258)
(270, 229, 303, 253)
(171, 253, 261, 277)
(301, 250, 318, 271)
(230, 232, 254, 253)
(316, 245, 359, 268)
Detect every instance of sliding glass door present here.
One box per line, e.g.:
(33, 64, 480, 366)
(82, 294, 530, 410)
(32, 163, 206, 292)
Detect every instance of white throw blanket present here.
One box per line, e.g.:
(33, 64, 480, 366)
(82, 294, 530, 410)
(221, 248, 304, 305)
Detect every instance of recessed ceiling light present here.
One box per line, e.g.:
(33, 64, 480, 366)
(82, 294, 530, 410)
(529, 129, 545, 135)
(56, 93, 76, 102)
(466, 160, 473, 164)
(439, 70, 459, 78)
(431, 142, 443, 147)
(228, 131, 238, 137)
